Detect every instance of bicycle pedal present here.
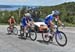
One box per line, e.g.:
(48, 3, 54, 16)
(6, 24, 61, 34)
(50, 36, 53, 41)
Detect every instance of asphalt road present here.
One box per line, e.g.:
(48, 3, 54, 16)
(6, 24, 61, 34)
(0, 25, 75, 52)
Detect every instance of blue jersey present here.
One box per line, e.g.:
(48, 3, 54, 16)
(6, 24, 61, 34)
(21, 17, 32, 27)
(45, 14, 54, 26)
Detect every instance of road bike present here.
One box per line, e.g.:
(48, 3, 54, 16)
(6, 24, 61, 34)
(19, 24, 37, 41)
(42, 20, 67, 46)
(7, 25, 18, 35)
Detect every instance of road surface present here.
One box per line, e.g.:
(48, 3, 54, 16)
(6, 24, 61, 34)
(0, 25, 75, 52)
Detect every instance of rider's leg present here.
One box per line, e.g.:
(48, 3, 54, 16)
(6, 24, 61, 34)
(49, 25, 55, 42)
(24, 25, 29, 37)
(18, 25, 24, 36)
(9, 23, 11, 28)
(48, 27, 53, 37)
(24, 25, 29, 32)
(11, 23, 14, 31)
(50, 27, 54, 34)
(9, 23, 13, 31)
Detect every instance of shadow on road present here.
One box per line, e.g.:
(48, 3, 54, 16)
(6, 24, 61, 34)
(37, 40, 49, 45)
(6, 33, 12, 35)
(18, 36, 27, 40)
(37, 40, 58, 46)
(6, 33, 17, 35)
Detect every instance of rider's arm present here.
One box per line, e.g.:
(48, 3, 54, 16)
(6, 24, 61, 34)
(30, 18, 34, 24)
(29, 18, 34, 24)
(25, 19, 30, 26)
(14, 19, 16, 24)
(56, 16, 62, 26)
(8, 18, 11, 24)
(49, 15, 55, 27)
(58, 20, 62, 25)
(50, 21, 55, 27)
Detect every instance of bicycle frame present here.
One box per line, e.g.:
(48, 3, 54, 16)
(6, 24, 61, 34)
(54, 20, 63, 39)
(28, 24, 35, 32)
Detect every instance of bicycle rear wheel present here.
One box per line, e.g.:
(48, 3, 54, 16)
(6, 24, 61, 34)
(29, 30, 37, 41)
(42, 32, 50, 42)
(7, 27, 11, 34)
(55, 31, 67, 46)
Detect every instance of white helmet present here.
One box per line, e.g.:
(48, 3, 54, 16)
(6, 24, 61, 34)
(11, 16, 14, 18)
(52, 11, 55, 15)
(25, 13, 31, 17)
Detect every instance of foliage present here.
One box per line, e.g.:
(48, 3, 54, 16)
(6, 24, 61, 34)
(39, 2, 75, 24)
(0, 2, 75, 26)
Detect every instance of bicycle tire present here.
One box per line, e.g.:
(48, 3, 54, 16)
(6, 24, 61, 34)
(29, 29, 37, 41)
(42, 32, 50, 42)
(55, 31, 67, 46)
(13, 27, 18, 35)
(7, 27, 12, 34)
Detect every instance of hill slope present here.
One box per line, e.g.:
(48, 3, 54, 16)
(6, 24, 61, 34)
(39, 2, 75, 24)
(0, 2, 75, 26)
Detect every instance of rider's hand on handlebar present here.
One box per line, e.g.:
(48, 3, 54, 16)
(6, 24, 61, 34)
(54, 25, 57, 28)
(62, 23, 65, 28)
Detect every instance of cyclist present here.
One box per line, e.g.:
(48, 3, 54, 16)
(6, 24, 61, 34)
(19, 13, 34, 36)
(8, 16, 16, 30)
(44, 10, 64, 41)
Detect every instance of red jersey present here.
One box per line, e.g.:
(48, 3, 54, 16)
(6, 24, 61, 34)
(8, 18, 15, 24)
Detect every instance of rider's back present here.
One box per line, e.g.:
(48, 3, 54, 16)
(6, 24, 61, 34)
(45, 14, 54, 23)
(8, 18, 15, 23)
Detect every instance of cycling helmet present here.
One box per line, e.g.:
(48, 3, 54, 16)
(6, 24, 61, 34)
(25, 13, 31, 17)
(11, 16, 14, 18)
(52, 10, 60, 16)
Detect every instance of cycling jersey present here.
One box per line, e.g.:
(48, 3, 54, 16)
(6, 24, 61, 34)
(45, 14, 54, 27)
(8, 18, 15, 24)
(21, 17, 33, 27)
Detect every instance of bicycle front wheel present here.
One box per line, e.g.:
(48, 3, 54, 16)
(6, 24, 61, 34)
(13, 27, 18, 35)
(55, 31, 67, 46)
(29, 30, 37, 41)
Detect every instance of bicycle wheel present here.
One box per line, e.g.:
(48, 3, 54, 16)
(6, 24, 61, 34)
(13, 27, 18, 35)
(19, 30, 27, 39)
(19, 26, 24, 37)
(19, 26, 28, 39)
(7, 27, 11, 34)
(23, 32, 28, 39)
(42, 32, 50, 42)
(20, 30, 24, 36)
(29, 30, 37, 41)
(55, 31, 67, 46)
